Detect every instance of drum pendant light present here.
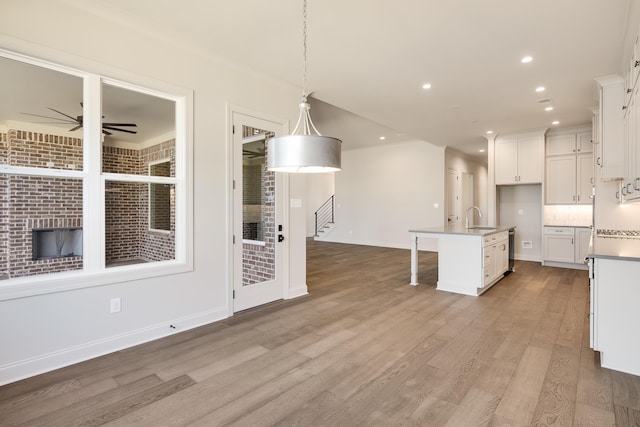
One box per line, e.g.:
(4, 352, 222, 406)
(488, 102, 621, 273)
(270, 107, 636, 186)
(267, 0, 341, 173)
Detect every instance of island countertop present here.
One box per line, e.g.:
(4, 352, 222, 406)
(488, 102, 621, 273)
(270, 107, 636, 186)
(409, 224, 514, 237)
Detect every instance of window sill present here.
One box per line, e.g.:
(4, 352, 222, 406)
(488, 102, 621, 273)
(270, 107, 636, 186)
(0, 260, 193, 301)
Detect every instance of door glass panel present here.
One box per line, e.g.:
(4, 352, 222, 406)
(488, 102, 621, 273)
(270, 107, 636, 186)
(0, 56, 84, 170)
(242, 126, 275, 286)
(105, 180, 175, 267)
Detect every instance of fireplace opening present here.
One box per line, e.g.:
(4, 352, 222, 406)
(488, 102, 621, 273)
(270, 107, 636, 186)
(32, 228, 83, 261)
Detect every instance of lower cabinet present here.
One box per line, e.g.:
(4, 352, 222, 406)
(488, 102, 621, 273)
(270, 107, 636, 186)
(483, 231, 509, 286)
(590, 257, 640, 376)
(543, 226, 591, 269)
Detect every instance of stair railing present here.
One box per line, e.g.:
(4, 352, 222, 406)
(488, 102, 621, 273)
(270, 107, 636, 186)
(314, 195, 335, 237)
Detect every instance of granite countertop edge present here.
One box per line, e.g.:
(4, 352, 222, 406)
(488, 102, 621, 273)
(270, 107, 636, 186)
(409, 225, 514, 237)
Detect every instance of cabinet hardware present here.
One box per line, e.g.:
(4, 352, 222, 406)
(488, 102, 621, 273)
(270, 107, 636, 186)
(597, 157, 602, 166)
(622, 186, 627, 196)
(623, 105, 628, 110)
(577, 195, 580, 201)
(628, 88, 633, 93)
(634, 177, 640, 191)
(635, 60, 640, 67)
(573, 195, 576, 201)
(627, 183, 633, 194)
(616, 191, 620, 199)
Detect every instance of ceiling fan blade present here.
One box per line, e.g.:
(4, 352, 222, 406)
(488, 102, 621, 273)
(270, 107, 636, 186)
(102, 126, 137, 134)
(47, 107, 80, 122)
(101, 129, 113, 136)
(68, 125, 83, 132)
(20, 112, 76, 123)
(102, 123, 137, 127)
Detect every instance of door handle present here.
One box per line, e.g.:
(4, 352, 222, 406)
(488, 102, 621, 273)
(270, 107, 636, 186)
(278, 235, 285, 242)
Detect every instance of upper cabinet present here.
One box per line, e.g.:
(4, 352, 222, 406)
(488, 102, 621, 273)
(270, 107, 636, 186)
(495, 131, 544, 185)
(545, 129, 593, 205)
(595, 75, 625, 181)
(546, 132, 593, 156)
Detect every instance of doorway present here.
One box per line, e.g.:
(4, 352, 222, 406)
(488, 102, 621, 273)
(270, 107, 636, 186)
(232, 111, 286, 312)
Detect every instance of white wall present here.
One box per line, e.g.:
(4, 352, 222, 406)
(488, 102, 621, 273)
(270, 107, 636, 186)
(321, 140, 445, 250)
(445, 148, 488, 225)
(305, 173, 335, 237)
(498, 184, 543, 262)
(0, 1, 307, 384)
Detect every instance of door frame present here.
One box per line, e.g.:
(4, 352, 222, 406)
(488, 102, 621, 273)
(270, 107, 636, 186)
(227, 103, 290, 314)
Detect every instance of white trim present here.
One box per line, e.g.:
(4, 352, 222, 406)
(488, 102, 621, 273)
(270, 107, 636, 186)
(0, 49, 194, 300)
(0, 306, 229, 386)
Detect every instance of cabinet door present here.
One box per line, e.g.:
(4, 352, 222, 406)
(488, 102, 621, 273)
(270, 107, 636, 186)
(546, 155, 576, 204)
(598, 77, 625, 181)
(577, 153, 594, 204)
(575, 228, 591, 264)
(482, 245, 495, 286)
(577, 131, 593, 154)
(495, 138, 518, 185)
(543, 234, 575, 263)
(518, 136, 543, 183)
(498, 240, 509, 274)
(546, 134, 576, 156)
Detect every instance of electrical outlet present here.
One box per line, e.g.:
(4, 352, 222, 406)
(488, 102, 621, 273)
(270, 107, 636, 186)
(110, 297, 121, 313)
(522, 240, 533, 249)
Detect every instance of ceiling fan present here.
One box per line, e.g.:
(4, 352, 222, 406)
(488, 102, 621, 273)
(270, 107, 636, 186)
(21, 103, 137, 136)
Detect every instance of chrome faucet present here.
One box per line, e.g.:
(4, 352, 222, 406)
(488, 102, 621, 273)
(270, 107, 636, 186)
(465, 206, 482, 228)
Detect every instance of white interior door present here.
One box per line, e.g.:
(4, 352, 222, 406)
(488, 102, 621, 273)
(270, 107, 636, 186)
(232, 111, 286, 312)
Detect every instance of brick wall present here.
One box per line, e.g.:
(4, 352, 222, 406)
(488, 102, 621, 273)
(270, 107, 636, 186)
(0, 127, 175, 279)
(104, 140, 175, 264)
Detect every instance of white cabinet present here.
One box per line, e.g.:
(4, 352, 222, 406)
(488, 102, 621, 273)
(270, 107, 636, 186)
(543, 226, 591, 267)
(545, 130, 593, 205)
(495, 132, 544, 185)
(482, 231, 509, 287)
(546, 155, 576, 204)
(575, 227, 591, 264)
(590, 257, 640, 376)
(595, 75, 625, 181)
(543, 227, 575, 263)
(546, 132, 593, 156)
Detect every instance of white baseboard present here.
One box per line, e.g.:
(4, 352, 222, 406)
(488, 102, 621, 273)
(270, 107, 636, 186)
(287, 284, 309, 300)
(0, 306, 229, 386)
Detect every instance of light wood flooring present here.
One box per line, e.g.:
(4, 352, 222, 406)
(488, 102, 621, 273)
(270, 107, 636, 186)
(1, 239, 640, 426)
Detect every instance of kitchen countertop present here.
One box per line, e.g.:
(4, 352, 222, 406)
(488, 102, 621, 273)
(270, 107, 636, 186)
(409, 224, 513, 237)
(588, 234, 640, 261)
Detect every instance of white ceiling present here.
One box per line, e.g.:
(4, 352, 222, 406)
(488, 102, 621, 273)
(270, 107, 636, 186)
(6, 0, 636, 158)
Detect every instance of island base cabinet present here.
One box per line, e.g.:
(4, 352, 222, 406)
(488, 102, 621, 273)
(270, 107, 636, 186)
(592, 257, 640, 376)
(436, 232, 508, 296)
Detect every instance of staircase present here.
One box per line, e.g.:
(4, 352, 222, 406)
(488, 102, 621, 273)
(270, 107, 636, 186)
(314, 195, 336, 239)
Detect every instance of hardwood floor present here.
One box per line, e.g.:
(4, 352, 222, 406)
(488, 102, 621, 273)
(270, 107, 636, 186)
(2, 239, 640, 426)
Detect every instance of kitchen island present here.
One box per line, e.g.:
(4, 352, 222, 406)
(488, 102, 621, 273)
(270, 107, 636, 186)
(410, 225, 513, 296)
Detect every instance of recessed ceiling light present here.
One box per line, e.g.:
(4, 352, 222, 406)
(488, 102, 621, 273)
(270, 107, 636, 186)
(545, 106, 554, 111)
(422, 83, 432, 89)
(552, 120, 560, 125)
(535, 86, 545, 92)
(486, 130, 493, 134)
(479, 149, 486, 153)
(379, 136, 386, 140)
(521, 56, 533, 63)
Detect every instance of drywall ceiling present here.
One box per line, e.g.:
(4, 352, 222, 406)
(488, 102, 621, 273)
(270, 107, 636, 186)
(6, 0, 635, 158)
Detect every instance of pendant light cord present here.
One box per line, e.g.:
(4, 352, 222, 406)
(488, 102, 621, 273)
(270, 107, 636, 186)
(302, 0, 308, 103)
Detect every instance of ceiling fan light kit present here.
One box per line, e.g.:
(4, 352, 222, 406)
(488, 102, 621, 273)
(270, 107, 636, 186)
(267, 0, 341, 173)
